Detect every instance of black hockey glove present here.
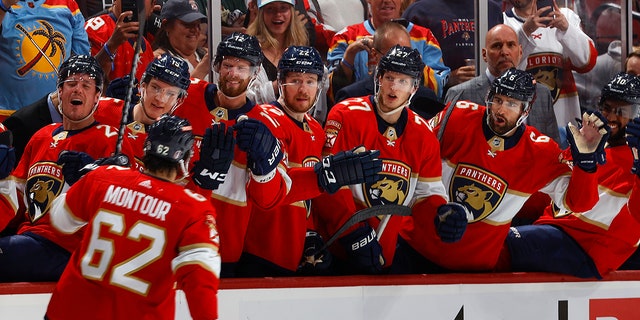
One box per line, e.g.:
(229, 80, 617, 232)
(234, 117, 283, 176)
(435, 202, 473, 243)
(315, 147, 382, 194)
(192, 123, 235, 190)
(338, 224, 385, 274)
(58, 151, 130, 186)
(566, 111, 610, 173)
(0, 145, 15, 180)
(298, 230, 333, 275)
(626, 117, 640, 176)
(104, 75, 140, 104)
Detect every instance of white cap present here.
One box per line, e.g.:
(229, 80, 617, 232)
(258, 0, 295, 9)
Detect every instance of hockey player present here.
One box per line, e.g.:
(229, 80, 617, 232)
(498, 72, 640, 278)
(46, 115, 221, 320)
(320, 45, 453, 274)
(393, 68, 609, 274)
(176, 33, 381, 277)
(0, 55, 137, 281)
(237, 46, 381, 276)
(94, 53, 191, 164)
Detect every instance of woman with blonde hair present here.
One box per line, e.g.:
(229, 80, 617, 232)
(246, 0, 310, 83)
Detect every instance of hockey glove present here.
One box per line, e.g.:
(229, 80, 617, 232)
(315, 147, 382, 194)
(0, 145, 15, 180)
(298, 230, 333, 275)
(566, 111, 610, 173)
(339, 224, 385, 274)
(435, 202, 473, 243)
(626, 117, 640, 176)
(104, 75, 140, 104)
(58, 151, 130, 186)
(234, 117, 283, 176)
(192, 123, 235, 190)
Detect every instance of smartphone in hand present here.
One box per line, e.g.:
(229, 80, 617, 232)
(536, 0, 554, 24)
(122, 0, 138, 22)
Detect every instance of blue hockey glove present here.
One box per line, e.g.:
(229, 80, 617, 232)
(338, 224, 385, 274)
(234, 117, 283, 176)
(0, 145, 15, 180)
(435, 202, 473, 243)
(566, 111, 610, 172)
(104, 75, 140, 104)
(58, 150, 95, 185)
(315, 147, 382, 194)
(192, 123, 235, 190)
(58, 151, 130, 186)
(626, 117, 640, 176)
(298, 230, 333, 275)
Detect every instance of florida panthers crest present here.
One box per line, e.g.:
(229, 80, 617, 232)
(26, 161, 64, 222)
(450, 163, 507, 222)
(364, 159, 410, 207)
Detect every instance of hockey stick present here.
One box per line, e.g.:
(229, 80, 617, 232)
(115, 0, 146, 155)
(312, 204, 412, 256)
(436, 91, 461, 141)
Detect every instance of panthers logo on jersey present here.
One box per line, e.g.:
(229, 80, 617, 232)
(450, 163, 507, 222)
(526, 52, 563, 102)
(364, 159, 410, 207)
(25, 161, 64, 223)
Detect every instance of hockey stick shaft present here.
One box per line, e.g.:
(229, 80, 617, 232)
(313, 204, 412, 256)
(436, 91, 461, 141)
(115, 0, 146, 155)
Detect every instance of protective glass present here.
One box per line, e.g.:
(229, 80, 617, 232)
(487, 96, 523, 112)
(599, 102, 637, 119)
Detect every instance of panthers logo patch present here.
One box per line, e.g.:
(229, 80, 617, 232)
(450, 163, 507, 222)
(365, 160, 410, 207)
(26, 162, 64, 223)
(525, 52, 564, 102)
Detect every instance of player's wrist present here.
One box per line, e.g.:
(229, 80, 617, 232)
(251, 167, 277, 183)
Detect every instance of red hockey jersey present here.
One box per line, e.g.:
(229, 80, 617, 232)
(536, 144, 640, 276)
(319, 96, 448, 266)
(400, 101, 599, 271)
(46, 166, 220, 320)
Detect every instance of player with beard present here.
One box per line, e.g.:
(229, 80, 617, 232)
(0, 55, 137, 281)
(497, 72, 640, 278)
(391, 68, 610, 274)
(176, 33, 381, 277)
(237, 46, 382, 276)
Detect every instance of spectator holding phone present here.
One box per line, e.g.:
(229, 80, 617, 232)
(503, 0, 597, 149)
(86, 0, 156, 82)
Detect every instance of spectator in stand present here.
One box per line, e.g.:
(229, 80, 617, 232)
(85, 0, 156, 82)
(246, 0, 311, 95)
(445, 24, 560, 144)
(392, 68, 608, 274)
(503, 0, 597, 148)
(326, 0, 450, 100)
(334, 21, 444, 122)
(625, 49, 640, 76)
(498, 72, 640, 279)
(402, 0, 503, 90)
(0, 0, 90, 110)
(0, 55, 137, 282)
(45, 115, 223, 320)
(153, 0, 207, 73)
